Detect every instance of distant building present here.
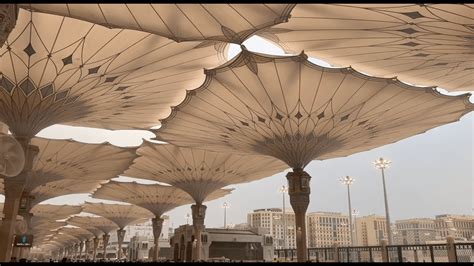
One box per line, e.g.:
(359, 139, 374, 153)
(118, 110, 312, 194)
(247, 208, 296, 249)
(434, 214, 474, 240)
(355, 215, 388, 246)
(307, 211, 351, 247)
(170, 224, 274, 262)
(394, 218, 438, 244)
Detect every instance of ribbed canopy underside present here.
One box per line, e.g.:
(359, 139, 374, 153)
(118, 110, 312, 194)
(30, 204, 82, 220)
(258, 4, 474, 92)
(125, 141, 286, 203)
(67, 216, 118, 236)
(92, 180, 230, 216)
(23, 137, 137, 193)
(155, 50, 473, 169)
(20, 4, 296, 43)
(82, 202, 153, 229)
(0, 8, 226, 137)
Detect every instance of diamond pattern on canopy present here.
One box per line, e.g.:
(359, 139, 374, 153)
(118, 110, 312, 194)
(82, 202, 153, 229)
(0, 8, 226, 137)
(155, 49, 473, 169)
(258, 4, 474, 92)
(125, 141, 287, 203)
(20, 4, 296, 43)
(30, 204, 82, 221)
(25, 137, 137, 193)
(92, 180, 229, 217)
(67, 216, 118, 236)
(153, 48, 473, 262)
(30, 179, 107, 206)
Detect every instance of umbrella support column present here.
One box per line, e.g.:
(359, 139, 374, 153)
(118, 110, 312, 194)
(152, 217, 164, 262)
(287, 168, 311, 262)
(0, 142, 38, 262)
(79, 241, 84, 260)
(84, 239, 90, 260)
(117, 229, 126, 260)
(92, 237, 99, 261)
(192, 203, 206, 261)
(102, 233, 110, 261)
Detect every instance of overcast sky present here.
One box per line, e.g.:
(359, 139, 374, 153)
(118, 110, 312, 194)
(1, 36, 472, 230)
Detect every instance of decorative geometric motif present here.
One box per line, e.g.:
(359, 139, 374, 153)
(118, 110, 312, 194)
(21, 4, 296, 43)
(0, 9, 226, 137)
(124, 142, 286, 203)
(258, 4, 474, 92)
(155, 50, 473, 169)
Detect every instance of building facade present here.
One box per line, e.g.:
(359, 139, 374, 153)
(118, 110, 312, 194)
(170, 225, 274, 262)
(394, 218, 438, 245)
(434, 214, 474, 240)
(247, 208, 296, 249)
(307, 211, 351, 248)
(355, 215, 388, 246)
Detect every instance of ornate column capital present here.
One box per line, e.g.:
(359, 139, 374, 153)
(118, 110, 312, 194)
(0, 4, 18, 48)
(117, 229, 126, 243)
(152, 217, 164, 241)
(286, 168, 311, 213)
(191, 203, 207, 228)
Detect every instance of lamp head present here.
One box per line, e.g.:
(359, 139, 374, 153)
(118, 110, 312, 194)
(374, 157, 391, 169)
(339, 176, 354, 185)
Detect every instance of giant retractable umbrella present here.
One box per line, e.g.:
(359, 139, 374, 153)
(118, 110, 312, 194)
(30, 204, 82, 221)
(57, 227, 94, 260)
(92, 181, 231, 262)
(20, 4, 296, 44)
(124, 142, 287, 260)
(82, 202, 154, 260)
(29, 179, 107, 207)
(67, 216, 118, 261)
(258, 4, 474, 92)
(154, 49, 473, 261)
(0, 7, 226, 260)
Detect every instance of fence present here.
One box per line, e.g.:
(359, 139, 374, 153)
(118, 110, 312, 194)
(275, 241, 473, 262)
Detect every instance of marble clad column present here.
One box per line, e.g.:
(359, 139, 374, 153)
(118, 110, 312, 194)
(151, 217, 164, 262)
(191, 203, 206, 261)
(286, 168, 311, 262)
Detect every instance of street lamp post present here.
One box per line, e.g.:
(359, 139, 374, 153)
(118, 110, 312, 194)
(340, 176, 355, 246)
(279, 185, 288, 249)
(221, 202, 229, 228)
(352, 209, 360, 246)
(374, 157, 393, 245)
(185, 213, 191, 225)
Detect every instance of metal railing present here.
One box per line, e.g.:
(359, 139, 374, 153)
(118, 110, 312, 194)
(274, 242, 473, 262)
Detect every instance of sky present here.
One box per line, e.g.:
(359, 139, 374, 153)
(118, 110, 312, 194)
(1, 36, 472, 230)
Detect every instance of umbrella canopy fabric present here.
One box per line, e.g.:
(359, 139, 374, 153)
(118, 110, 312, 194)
(30, 179, 107, 206)
(67, 216, 118, 236)
(23, 137, 137, 192)
(20, 4, 296, 44)
(155, 49, 473, 169)
(82, 202, 153, 229)
(0, 8, 226, 137)
(125, 141, 287, 203)
(92, 180, 230, 217)
(258, 4, 474, 92)
(30, 204, 82, 220)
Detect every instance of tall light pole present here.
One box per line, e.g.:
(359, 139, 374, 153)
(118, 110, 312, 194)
(221, 202, 229, 228)
(279, 185, 288, 249)
(374, 157, 393, 245)
(340, 176, 355, 246)
(352, 209, 360, 246)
